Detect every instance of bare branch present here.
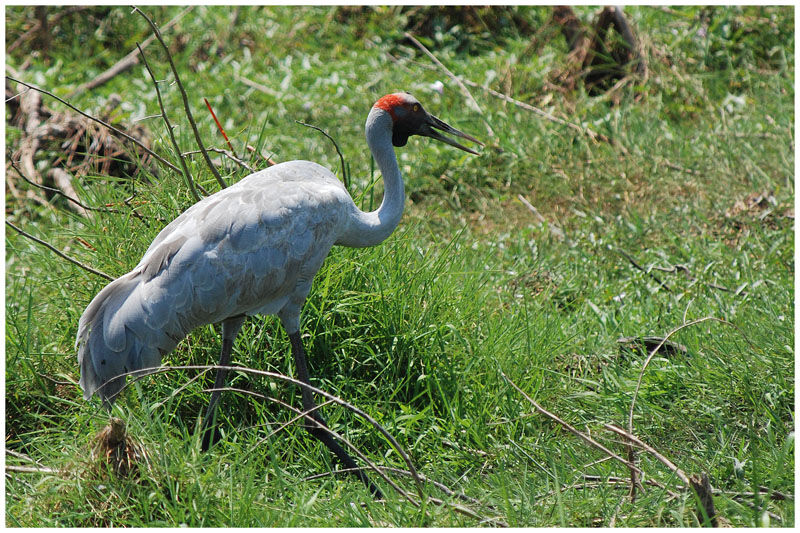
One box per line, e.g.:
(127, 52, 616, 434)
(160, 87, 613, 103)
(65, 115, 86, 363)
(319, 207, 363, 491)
(603, 424, 691, 486)
(627, 316, 756, 433)
(404, 32, 495, 140)
(296, 120, 348, 190)
(6, 75, 181, 175)
(500, 371, 646, 477)
(182, 148, 256, 173)
(6, 220, 114, 281)
(136, 42, 201, 202)
(99, 364, 427, 501)
(132, 7, 227, 190)
(208, 385, 418, 506)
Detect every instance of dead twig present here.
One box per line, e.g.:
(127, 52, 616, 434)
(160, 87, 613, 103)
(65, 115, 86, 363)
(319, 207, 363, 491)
(132, 7, 226, 190)
(6, 76, 181, 175)
(47, 168, 89, 217)
(603, 424, 691, 486)
(102, 364, 427, 502)
(296, 121, 348, 190)
(500, 371, 645, 478)
(6, 220, 114, 281)
(458, 75, 619, 150)
(403, 32, 495, 140)
(627, 316, 756, 435)
(5, 464, 57, 474)
(10, 158, 156, 224)
(615, 248, 672, 292)
(182, 148, 256, 173)
(210, 385, 417, 506)
(517, 194, 566, 241)
(136, 42, 200, 202)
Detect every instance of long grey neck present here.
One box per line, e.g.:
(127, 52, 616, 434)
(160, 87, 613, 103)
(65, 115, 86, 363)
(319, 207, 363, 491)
(337, 108, 405, 248)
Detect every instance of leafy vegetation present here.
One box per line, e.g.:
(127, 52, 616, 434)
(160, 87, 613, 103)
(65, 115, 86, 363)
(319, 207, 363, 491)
(5, 5, 794, 527)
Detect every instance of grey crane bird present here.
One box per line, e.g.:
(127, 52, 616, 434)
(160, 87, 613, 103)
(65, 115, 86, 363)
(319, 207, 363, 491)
(76, 92, 481, 495)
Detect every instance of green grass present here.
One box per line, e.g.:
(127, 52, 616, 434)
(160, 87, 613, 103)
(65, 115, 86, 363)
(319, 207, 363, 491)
(5, 5, 794, 527)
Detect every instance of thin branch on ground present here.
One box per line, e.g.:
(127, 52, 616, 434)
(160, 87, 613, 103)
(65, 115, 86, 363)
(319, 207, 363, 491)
(6, 76, 181, 175)
(136, 42, 200, 202)
(627, 316, 756, 433)
(305, 465, 489, 510)
(404, 32, 495, 140)
(603, 424, 690, 486)
(500, 371, 645, 478)
(517, 194, 566, 241)
(133, 7, 227, 190)
(615, 248, 672, 292)
(5, 220, 114, 281)
(206, 385, 418, 507)
(457, 73, 617, 149)
(102, 364, 426, 501)
(5, 464, 57, 474)
(9, 158, 117, 216)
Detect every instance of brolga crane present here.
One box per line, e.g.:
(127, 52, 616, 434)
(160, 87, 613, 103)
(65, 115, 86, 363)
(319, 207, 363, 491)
(76, 92, 481, 495)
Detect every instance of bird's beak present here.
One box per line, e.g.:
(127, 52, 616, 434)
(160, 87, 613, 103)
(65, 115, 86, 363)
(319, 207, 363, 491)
(422, 114, 483, 155)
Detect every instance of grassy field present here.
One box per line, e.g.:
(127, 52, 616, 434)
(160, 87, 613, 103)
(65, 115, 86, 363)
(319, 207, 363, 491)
(5, 5, 794, 527)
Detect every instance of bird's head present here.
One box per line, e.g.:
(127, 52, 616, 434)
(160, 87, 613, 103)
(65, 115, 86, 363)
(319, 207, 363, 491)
(373, 92, 482, 155)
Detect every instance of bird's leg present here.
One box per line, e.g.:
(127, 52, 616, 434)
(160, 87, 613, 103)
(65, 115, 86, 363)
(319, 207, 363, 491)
(200, 316, 245, 451)
(288, 331, 383, 498)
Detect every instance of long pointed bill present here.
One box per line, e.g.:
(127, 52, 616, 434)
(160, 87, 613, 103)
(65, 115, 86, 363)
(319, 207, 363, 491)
(423, 114, 483, 155)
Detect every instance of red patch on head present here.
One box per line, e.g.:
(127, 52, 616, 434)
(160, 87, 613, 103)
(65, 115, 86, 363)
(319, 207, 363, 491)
(373, 93, 408, 121)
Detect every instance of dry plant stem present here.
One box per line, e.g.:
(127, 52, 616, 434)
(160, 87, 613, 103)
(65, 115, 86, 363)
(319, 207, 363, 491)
(9, 158, 123, 217)
(182, 148, 255, 173)
(517, 194, 566, 240)
(6, 76, 181, 175)
(615, 248, 672, 292)
(66, 6, 193, 98)
(456, 75, 613, 146)
(296, 121, 348, 189)
(307, 466, 490, 510)
(204, 98, 237, 157)
(132, 6, 227, 190)
(105, 364, 426, 500)
(310, 468, 508, 526)
(404, 32, 495, 140)
(136, 43, 201, 202)
(210, 386, 417, 506)
(500, 371, 643, 476)
(6, 220, 114, 281)
(604, 424, 690, 486)
(626, 316, 754, 433)
(48, 168, 89, 216)
(5, 465, 57, 474)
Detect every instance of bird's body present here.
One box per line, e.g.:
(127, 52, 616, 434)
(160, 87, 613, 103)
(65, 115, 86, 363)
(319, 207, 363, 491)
(79, 161, 357, 401)
(76, 92, 480, 494)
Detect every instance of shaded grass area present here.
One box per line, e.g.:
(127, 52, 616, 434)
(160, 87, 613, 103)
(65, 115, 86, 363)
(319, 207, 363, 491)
(5, 5, 794, 527)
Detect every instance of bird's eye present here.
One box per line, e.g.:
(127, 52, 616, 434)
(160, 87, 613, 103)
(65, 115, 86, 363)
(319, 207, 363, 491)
(413, 104, 420, 112)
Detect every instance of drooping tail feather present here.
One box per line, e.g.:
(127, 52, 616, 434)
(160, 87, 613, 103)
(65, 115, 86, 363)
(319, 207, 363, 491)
(76, 272, 164, 404)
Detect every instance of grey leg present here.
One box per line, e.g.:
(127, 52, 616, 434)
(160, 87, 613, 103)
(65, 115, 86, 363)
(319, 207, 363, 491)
(200, 317, 244, 451)
(289, 331, 383, 498)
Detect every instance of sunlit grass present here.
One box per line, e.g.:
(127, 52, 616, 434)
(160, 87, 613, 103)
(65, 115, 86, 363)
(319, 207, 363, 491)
(5, 5, 793, 527)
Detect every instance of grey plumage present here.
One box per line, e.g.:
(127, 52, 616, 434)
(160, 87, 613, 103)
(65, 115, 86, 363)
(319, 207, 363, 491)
(75, 93, 480, 494)
(77, 161, 354, 402)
